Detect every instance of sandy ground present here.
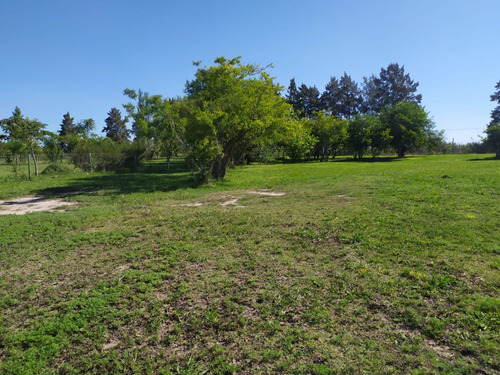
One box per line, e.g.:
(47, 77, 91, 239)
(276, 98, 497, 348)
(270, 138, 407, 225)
(0, 196, 78, 215)
(173, 190, 286, 208)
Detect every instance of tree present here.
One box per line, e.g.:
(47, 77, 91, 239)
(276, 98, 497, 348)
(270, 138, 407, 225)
(286, 80, 321, 119)
(309, 112, 347, 161)
(379, 101, 431, 158)
(58, 112, 95, 153)
(123, 90, 182, 168)
(103, 108, 130, 142)
(286, 78, 302, 116)
(338, 73, 363, 119)
(59, 112, 76, 136)
(484, 81, 500, 157)
(297, 84, 322, 118)
(281, 118, 317, 161)
(368, 117, 392, 158)
(321, 76, 341, 116)
(184, 56, 295, 181)
(363, 63, 422, 114)
(42, 131, 63, 162)
(1, 107, 46, 175)
(347, 115, 372, 159)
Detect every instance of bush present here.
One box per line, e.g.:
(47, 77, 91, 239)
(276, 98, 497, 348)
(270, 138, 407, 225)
(70, 138, 131, 172)
(41, 163, 74, 175)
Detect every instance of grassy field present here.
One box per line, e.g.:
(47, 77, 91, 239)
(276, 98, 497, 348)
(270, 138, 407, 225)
(0, 154, 498, 374)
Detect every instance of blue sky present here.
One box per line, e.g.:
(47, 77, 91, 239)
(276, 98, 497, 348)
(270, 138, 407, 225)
(1, 0, 499, 144)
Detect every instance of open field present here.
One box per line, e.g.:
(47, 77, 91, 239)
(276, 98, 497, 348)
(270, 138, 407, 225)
(0, 154, 498, 374)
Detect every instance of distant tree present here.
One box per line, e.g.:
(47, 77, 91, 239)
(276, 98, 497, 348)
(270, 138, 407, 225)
(0, 107, 46, 175)
(338, 73, 363, 119)
(59, 112, 76, 136)
(309, 112, 347, 161)
(281, 118, 317, 161)
(321, 76, 341, 116)
(368, 116, 392, 158)
(58, 112, 95, 152)
(297, 84, 322, 118)
(286, 78, 303, 116)
(103, 108, 130, 142)
(76, 118, 96, 138)
(379, 101, 431, 158)
(347, 115, 372, 159)
(321, 73, 362, 119)
(123, 90, 182, 167)
(484, 81, 500, 157)
(58, 112, 77, 152)
(363, 63, 422, 114)
(42, 131, 63, 162)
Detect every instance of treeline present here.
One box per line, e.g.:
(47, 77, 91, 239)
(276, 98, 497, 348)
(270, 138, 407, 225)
(1, 57, 495, 181)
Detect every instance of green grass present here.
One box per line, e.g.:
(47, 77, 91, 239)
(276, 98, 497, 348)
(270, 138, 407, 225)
(0, 154, 498, 374)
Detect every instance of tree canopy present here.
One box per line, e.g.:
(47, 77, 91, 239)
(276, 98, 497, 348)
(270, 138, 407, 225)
(379, 101, 432, 158)
(184, 56, 294, 180)
(363, 63, 422, 114)
(1, 107, 46, 175)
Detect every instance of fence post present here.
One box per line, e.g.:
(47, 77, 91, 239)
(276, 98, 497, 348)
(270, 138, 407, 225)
(28, 153, 32, 180)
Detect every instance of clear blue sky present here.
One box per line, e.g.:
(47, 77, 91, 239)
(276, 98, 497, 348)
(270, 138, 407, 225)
(1, 0, 499, 144)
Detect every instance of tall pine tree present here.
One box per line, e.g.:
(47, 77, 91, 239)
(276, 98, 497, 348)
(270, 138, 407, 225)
(103, 108, 130, 142)
(362, 63, 422, 114)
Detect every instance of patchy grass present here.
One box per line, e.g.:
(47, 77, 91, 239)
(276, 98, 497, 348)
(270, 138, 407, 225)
(0, 154, 498, 374)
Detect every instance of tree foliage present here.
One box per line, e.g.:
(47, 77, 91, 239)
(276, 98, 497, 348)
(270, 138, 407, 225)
(1, 107, 46, 175)
(309, 112, 347, 161)
(103, 108, 130, 142)
(379, 101, 431, 158)
(485, 81, 500, 157)
(363, 63, 422, 114)
(184, 56, 294, 180)
(58, 112, 95, 153)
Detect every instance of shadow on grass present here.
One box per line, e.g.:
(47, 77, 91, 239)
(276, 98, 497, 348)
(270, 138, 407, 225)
(467, 156, 500, 161)
(36, 159, 196, 197)
(330, 156, 402, 163)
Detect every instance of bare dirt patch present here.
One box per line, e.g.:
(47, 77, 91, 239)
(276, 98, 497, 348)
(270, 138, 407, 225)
(0, 195, 78, 215)
(173, 190, 286, 209)
(220, 196, 243, 207)
(245, 190, 286, 196)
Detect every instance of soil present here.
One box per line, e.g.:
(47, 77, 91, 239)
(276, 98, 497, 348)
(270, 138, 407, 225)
(0, 196, 78, 215)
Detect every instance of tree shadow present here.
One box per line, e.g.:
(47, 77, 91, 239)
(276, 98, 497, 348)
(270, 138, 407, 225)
(330, 156, 402, 163)
(35, 159, 196, 197)
(467, 156, 499, 161)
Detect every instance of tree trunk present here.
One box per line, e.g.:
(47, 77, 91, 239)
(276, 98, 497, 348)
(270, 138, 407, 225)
(397, 145, 405, 158)
(32, 152, 39, 175)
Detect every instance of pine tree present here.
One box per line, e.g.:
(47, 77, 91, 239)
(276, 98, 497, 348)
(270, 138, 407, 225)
(59, 112, 76, 136)
(363, 63, 422, 114)
(103, 108, 130, 142)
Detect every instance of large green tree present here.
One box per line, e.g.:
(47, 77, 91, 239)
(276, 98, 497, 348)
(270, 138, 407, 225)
(379, 101, 431, 158)
(185, 56, 294, 180)
(1, 107, 46, 175)
(485, 81, 500, 157)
